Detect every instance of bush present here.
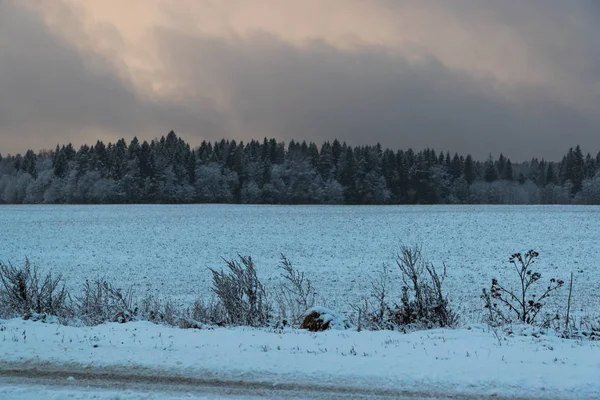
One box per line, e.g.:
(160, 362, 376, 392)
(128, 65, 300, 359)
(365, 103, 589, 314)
(481, 250, 564, 326)
(76, 279, 136, 325)
(185, 297, 226, 327)
(354, 245, 458, 331)
(1, 251, 461, 333)
(0, 259, 69, 319)
(209, 255, 272, 327)
(300, 307, 351, 331)
(275, 254, 317, 327)
(393, 245, 458, 328)
(352, 263, 394, 330)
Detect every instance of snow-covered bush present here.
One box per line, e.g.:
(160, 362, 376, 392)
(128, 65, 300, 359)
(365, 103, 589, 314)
(0, 259, 69, 319)
(300, 306, 352, 331)
(209, 255, 272, 327)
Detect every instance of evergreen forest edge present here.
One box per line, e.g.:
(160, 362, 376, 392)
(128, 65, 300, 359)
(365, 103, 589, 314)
(1, 131, 600, 205)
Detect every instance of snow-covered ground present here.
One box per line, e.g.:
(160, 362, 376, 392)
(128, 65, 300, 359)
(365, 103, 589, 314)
(1, 204, 599, 321)
(0, 319, 599, 399)
(1, 204, 599, 398)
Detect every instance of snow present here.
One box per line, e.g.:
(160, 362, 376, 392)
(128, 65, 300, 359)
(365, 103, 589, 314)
(0, 319, 599, 399)
(0, 385, 223, 400)
(1, 204, 599, 321)
(1, 204, 600, 397)
(304, 306, 352, 330)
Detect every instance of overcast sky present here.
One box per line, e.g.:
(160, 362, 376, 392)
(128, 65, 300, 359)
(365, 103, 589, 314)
(1, 0, 599, 160)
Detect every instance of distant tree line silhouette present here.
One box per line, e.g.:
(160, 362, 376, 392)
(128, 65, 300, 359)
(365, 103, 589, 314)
(1, 131, 599, 204)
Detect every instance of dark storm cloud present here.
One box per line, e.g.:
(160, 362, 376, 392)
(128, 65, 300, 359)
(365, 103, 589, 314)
(155, 31, 600, 160)
(1, 0, 599, 160)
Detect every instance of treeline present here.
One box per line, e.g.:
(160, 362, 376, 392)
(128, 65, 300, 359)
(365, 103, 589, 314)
(1, 131, 599, 204)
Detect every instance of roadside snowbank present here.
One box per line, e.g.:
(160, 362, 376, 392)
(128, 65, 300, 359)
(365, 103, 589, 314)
(0, 319, 598, 399)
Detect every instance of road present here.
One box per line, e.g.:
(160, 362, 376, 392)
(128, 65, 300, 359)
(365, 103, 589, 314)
(0, 361, 567, 400)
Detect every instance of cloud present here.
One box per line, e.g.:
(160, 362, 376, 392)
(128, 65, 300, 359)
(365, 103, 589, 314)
(0, 1, 135, 149)
(0, 1, 221, 153)
(153, 30, 599, 160)
(1, 0, 599, 160)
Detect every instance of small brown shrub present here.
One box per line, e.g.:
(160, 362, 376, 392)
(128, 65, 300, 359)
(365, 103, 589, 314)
(301, 311, 331, 332)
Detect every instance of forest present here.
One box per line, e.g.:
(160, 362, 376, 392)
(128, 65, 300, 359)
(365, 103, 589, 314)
(1, 131, 600, 205)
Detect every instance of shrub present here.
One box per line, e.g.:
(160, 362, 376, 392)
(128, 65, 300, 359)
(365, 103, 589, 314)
(0, 251, 460, 333)
(185, 297, 226, 327)
(209, 255, 271, 327)
(352, 263, 395, 331)
(392, 245, 458, 328)
(0, 259, 69, 319)
(76, 279, 136, 325)
(300, 307, 351, 331)
(481, 250, 564, 326)
(275, 254, 317, 327)
(353, 245, 458, 331)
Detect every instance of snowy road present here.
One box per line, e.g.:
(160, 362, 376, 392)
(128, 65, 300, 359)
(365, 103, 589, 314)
(1, 320, 598, 399)
(0, 363, 562, 400)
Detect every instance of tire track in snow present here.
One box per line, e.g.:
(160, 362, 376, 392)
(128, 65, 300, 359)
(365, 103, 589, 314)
(0, 361, 566, 400)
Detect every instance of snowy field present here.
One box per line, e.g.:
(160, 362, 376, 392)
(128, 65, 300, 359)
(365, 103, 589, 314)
(1, 204, 600, 399)
(1, 204, 599, 321)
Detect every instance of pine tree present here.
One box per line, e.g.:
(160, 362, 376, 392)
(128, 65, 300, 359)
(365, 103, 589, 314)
(53, 145, 68, 178)
(502, 159, 513, 181)
(338, 146, 356, 203)
(450, 153, 462, 179)
(484, 155, 498, 183)
(537, 160, 547, 186)
(13, 154, 22, 171)
(496, 154, 506, 177)
(21, 150, 37, 178)
(585, 153, 596, 179)
(464, 155, 475, 185)
(308, 142, 319, 168)
(546, 163, 556, 184)
(396, 151, 409, 202)
(317, 142, 334, 179)
(331, 139, 342, 168)
(571, 145, 585, 194)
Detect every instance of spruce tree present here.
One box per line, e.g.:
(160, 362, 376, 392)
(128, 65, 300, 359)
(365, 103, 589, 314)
(450, 154, 462, 179)
(502, 159, 513, 181)
(464, 155, 475, 185)
(21, 150, 37, 178)
(571, 145, 585, 194)
(546, 163, 556, 184)
(52, 145, 68, 178)
(496, 153, 506, 177)
(484, 155, 498, 183)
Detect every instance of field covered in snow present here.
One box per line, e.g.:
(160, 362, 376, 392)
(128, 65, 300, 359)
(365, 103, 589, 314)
(1, 204, 599, 321)
(1, 204, 600, 398)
